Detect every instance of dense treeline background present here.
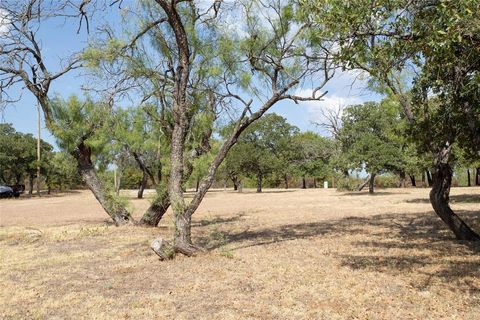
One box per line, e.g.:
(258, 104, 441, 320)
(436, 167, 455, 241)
(3, 102, 479, 195)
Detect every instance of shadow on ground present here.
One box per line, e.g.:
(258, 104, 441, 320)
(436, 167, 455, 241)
(406, 193, 480, 204)
(196, 209, 480, 292)
(340, 191, 410, 196)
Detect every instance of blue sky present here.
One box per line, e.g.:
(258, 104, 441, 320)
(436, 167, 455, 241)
(1, 3, 379, 148)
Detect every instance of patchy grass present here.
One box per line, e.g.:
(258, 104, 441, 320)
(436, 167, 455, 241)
(0, 187, 479, 319)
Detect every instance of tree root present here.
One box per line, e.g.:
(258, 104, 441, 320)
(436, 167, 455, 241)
(150, 238, 205, 260)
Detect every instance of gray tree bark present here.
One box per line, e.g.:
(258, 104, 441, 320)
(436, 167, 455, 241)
(430, 162, 479, 240)
(257, 174, 262, 193)
(73, 141, 132, 225)
(409, 175, 416, 187)
(368, 173, 376, 194)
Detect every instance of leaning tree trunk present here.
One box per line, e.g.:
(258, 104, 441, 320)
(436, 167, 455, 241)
(368, 173, 376, 194)
(138, 170, 148, 199)
(467, 169, 471, 187)
(358, 175, 371, 191)
(430, 162, 480, 241)
(257, 174, 263, 193)
(139, 188, 170, 227)
(73, 141, 132, 225)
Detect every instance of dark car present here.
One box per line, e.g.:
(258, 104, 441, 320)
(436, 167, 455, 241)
(0, 185, 23, 198)
(0, 185, 15, 198)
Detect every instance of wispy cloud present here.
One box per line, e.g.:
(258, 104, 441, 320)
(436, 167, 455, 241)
(295, 88, 363, 124)
(0, 9, 9, 35)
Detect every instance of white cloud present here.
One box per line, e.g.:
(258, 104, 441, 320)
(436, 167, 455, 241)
(0, 9, 9, 35)
(295, 88, 363, 124)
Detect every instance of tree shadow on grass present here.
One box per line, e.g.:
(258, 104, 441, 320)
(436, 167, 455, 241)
(340, 191, 410, 196)
(193, 214, 246, 227)
(406, 193, 480, 204)
(195, 209, 480, 292)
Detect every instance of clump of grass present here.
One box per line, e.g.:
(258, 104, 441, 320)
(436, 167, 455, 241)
(219, 248, 235, 259)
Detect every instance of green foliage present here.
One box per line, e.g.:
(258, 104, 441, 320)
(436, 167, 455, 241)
(45, 152, 82, 190)
(0, 123, 53, 184)
(292, 131, 335, 180)
(301, 0, 480, 163)
(336, 177, 362, 191)
(49, 96, 109, 154)
(224, 114, 299, 183)
(338, 101, 403, 176)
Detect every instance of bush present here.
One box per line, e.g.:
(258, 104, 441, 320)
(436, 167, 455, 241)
(375, 175, 399, 188)
(336, 177, 362, 191)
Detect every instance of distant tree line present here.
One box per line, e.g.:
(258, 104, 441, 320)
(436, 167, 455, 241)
(0, 123, 81, 193)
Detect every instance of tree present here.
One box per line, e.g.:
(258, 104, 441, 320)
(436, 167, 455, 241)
(107, 108, 164, 199)
(301, 0, 480, 240)
(45, 152, 82, 192)
(0, 1, 133, 225)
(0, 123, 53, 192)
(292, 131, 334, 189)
(139, 0, 336, 257)
(337, 101, 403, 194)
(49, 95, 132, 223)
(225, 114, 298, 193)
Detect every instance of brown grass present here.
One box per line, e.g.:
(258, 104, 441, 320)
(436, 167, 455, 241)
(0, 187, 479, 319)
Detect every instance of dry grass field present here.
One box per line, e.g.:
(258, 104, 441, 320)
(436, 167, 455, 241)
(1, 187, 479, 319)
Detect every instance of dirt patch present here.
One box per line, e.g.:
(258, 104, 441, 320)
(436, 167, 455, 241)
(1, 187, 479, 319)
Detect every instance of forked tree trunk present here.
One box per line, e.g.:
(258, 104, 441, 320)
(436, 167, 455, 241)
(257, 174, 262, 193)
(233, 180, 238, 191)
(74, 141, 132, 225)
(409, 175, 416, 187)
(302, 176, 306, 189)
(369, 173, 376, 194)
(467, 169, 471, 187)
(430, 162, 480, 240)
